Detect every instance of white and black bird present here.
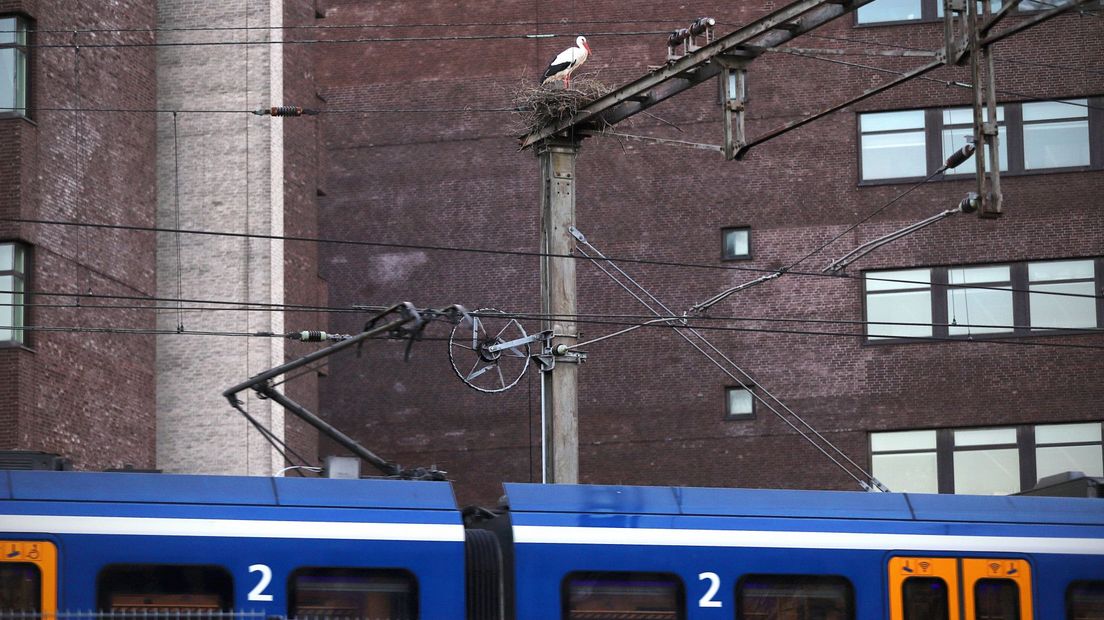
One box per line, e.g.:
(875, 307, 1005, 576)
(540, 36, 591, 88)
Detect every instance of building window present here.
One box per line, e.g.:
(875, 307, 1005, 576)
(563, 572, 684, 620)
(940, 106, 1007, 176)
(721, 227, 751, 260)
(859, 110, 927, 181)
(870, 430, 939, 493)
(289, 568, 417, 620)
(0, 16, 28, 117)
(0, 242, 27, 345)
(1035, 422, 1103, 481)
(1022, 99, 1090, 170)
(857, 0, 1096, 23)
(864, 268, 933, 340)
(725, 386, 755, 419)
(952, 427, 1020, 496)
(871, 421, 1104, 494)
(1028, 259, 1097, 330)
(858, 99, 1101, 182)
(863, 257, 1101, 342)
(946, 265, 1013, 336)
(857, 0, 923, 24)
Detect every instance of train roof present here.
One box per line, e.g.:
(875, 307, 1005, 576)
(0, 470, 458, 511)
(503, 483, 1104, 526)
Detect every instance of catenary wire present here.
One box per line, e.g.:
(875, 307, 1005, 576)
(8, 296, 1104, 338)
(2, 218, 1100, 302)
(805, 32, 1104, 77)
(6, 316, 1103, 349)
(22, 29, 673, 50)
(7, 18, 694, 36)
(573, 239, 883, 490)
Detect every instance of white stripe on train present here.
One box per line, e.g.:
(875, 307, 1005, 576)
(512, 525, 1104, 556)
(0, 514, 465, 542)
(3, 515, 1102, 555)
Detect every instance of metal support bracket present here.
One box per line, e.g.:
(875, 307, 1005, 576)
(717, 55, 751, 161)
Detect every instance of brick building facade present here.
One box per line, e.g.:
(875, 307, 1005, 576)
(0, 1, 322, 473)
(312, 1, 1104, 505)
(0, 0, 159, 469)
(1, 1, 1099, 497)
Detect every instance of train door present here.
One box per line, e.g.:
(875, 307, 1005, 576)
(0, 540, 57, 618)
(888, 556, 1033, 620)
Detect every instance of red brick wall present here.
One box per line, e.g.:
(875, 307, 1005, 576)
(0, 1, 158, 469)
(307, 2, 1104, 505)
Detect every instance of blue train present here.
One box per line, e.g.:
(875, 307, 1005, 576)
(1, 470, 1102, 619)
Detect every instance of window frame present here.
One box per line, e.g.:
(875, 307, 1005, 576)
(854, 0, 1103, 26)
(0, 14, 29, 119)
(0, 241, 28, 347)
(720, 226, 752, 261)
(871, 421, 1104, 494)
(862, 257, 1103, 345)
(856, 98, 1103, 185)
(724, 386, 756, 420)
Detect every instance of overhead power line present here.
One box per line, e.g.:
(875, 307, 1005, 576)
(8, 292, 1104, 343)
(23, 29, 673, 50)
(7, 18, 690, 36)
(2, 217, 1100, 302)
(6, 316, 1103, 350)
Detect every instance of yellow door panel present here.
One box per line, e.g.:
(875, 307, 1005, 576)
(888, 557, 961, 620)
(0, 540, 58, 618)
(963, 558, 1032, 620)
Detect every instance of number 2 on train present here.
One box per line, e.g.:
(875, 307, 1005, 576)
(248, 564, 274, 601)
(698, 572, 723, 608)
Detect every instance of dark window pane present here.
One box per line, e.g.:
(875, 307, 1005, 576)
(0, 563, 40, 612)
(290, 568, 417, 620)
(975, 579, 1019, 620)
(1068, 581, 1104, 620)
(563, 572, 683, 620)
(903, 577, 949, 620)
(738, 574, 853, 620)
(97, 564, 233, 617)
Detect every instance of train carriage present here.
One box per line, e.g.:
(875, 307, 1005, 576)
(2, 470, 1104, 619)
(500, 482, 1104, 619)
(0, 471, 466, 620)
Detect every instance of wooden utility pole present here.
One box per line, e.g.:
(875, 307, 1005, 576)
(538, 138, 581, 483)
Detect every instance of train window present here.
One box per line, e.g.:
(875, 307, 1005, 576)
(737, 574, 853, 620)
(97, 564, 233, 615)
(289, 568, 417, 620)
(562, 571, 684, 620)
(975, 579, 1019, 619)
(902, 577, 950, 620)
(1068, 581, 1104, 620)
(0, 563, 40, 613)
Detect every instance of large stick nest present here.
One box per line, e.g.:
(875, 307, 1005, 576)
(512, 77, 611, 135)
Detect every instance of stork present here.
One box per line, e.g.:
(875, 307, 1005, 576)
(540, 36, 590, 89)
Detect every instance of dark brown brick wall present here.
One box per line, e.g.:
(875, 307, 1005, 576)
(283, 0, 325, 466)
(312, 1, 1104, 506)
(0, 1, 158, 469)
